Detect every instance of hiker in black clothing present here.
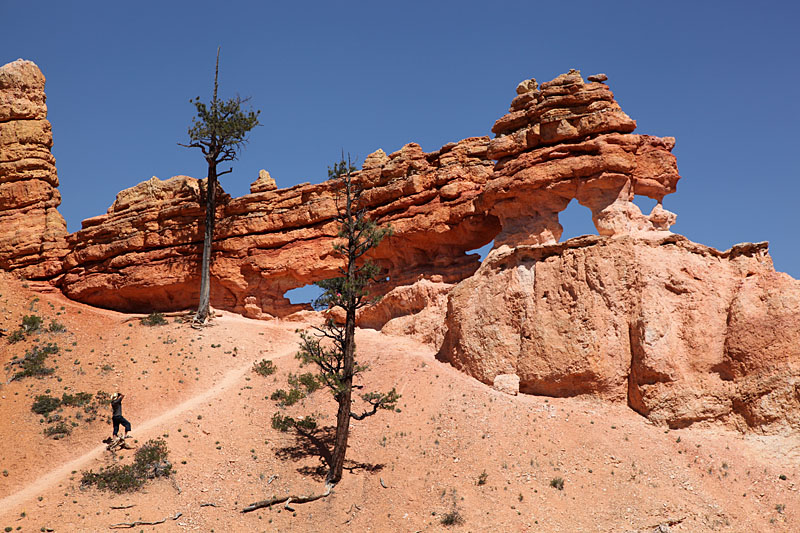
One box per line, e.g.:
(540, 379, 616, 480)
(110, 392, 131, 439)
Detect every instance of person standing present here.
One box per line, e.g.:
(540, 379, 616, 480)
(110, 392, 132, 439)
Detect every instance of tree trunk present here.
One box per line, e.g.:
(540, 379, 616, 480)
(195, 162, 217, 323)
(329, 304, 356, 483)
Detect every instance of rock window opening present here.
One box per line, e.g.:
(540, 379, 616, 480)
(558, 199, 597, 241)
(283, 283, 325, 307)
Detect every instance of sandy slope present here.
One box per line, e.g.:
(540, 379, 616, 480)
(1, 272, 798, 532)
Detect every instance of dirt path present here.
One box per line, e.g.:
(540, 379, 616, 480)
(0, 343, 297, 518)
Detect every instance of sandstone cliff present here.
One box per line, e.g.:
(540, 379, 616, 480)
(0, 60, 67, 277)
(59, 138, 497, 316)
(437, 234, 800, 432)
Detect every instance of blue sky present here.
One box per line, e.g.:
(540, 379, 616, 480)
(3, 1, 799, 279)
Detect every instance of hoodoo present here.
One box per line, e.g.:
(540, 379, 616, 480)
(0, 60, 68, 277)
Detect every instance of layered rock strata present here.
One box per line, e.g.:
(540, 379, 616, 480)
(61, 138, 497, 316)
(438, 234, 800, 432)
(484, 70, 679, 248)
(0, 60, 67, 277)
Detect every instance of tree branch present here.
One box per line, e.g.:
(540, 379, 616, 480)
(241, 482, 333, 513)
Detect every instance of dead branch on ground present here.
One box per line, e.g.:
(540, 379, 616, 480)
(109, 512, 181, 528)
(241, 482, 333, 513)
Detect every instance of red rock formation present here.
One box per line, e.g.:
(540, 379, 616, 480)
(0, 60, 67, 277)
(5, 61, 799, 432)
(357, 277, 452, 347)
(438, 234, 800, 432)
(484, 70, 679, 247)
(60, 138, 498, 316)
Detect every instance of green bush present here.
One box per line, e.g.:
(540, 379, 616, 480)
(550, 477, 564, 490)
(10, 343, 58, 380)
(252, 359, 276, 377)
(21, 314, 43, 334)
(6, 329, 24, 344)
(140, 312, 168, 326)
(61, 392, 93, 407)
(81, 438, 172, 493)
(44, 421, 71, 438)
(48, 320, 67, 333)
(31, 395, 61, 416)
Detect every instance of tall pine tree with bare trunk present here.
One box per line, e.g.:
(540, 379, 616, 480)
(253, 155, 398, 510)
(180, 47, 259, 324)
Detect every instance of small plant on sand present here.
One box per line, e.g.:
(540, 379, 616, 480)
(140, 312, 168, 327)
(477, 470, 488, 485)
(440, 509, 464, 526)
(7, 329, 24, 344)
(44, 421, 71, 439)
(47, 320, 67, 333)
(21, 314, 43, 334)
(81, 438, 172, 493)
(440, 488, 465, 526)
(252, 358, 277, 377)
(6, 314, 44, 343)
(60, 392, 93, 407)
(8, 343, 58, 381)
(31, 395, 61, 416)
(550, 476, 565, 490)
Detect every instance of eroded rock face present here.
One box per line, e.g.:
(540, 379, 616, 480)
(0, 60, 67, 277)
(61, 138, 497, 316)
(438, 235, 800, 432)
(484, 69, 679, 247)
(358, 278, 452, 348)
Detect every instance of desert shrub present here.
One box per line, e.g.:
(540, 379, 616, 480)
(44, 421, 71, 438)
(10, 343, 58, 380)
(477, 470, 488, 485)
(95, 390, 111, 404)
(550, 476, 564, 490)
(61, 392, 92, 407)
(81, 463, 144, 493)
(440, 509, 464, 526)
(21, 314, 43, 334)
(81, 438, 172, 493)
(31, 395, 61, 415)
(134, 438, 171, 471)
(252, 358, 276, 377)
(48, 320, 67, 333)
(6, 314, 44, 344)
(140, 312, 167, 326)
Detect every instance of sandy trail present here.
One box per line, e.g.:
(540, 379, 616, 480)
(0, 343, 297, 517)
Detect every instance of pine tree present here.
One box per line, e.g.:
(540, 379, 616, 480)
(180, 48, 260, 324)
(271, 155, 398, 484)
